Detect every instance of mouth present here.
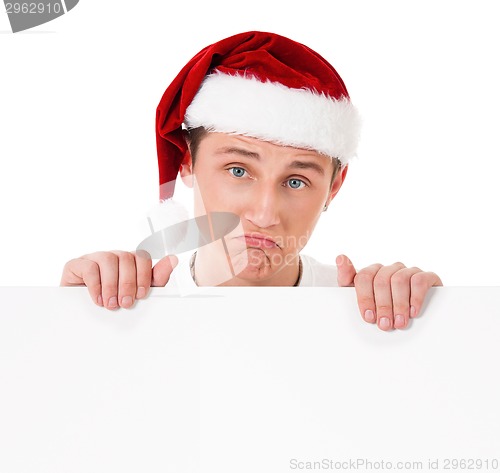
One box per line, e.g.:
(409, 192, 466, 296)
(238, 232, 279, 249)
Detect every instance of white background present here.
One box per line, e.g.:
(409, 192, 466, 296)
(1, 0, 499, 286)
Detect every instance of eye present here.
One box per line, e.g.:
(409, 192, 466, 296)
(229, 167, 247, 178)
(286, 178, 306, 189)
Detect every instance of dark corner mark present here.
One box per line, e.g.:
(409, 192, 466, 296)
(4, 0, 79, 33)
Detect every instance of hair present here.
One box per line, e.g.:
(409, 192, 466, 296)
(184, 127, 342, 188)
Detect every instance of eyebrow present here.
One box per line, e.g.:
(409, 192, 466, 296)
(288, 160, 325, 176)
(215, 146, 326, 176)
(215, 147, 261, 159)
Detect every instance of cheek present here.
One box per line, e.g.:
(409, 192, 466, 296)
(284, 195, 324, 224)
(193, 172, 241, 214)
(291, 218, 319, 248)
(282, 202, 323, 247)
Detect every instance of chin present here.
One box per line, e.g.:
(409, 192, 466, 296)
(230, 248, 277, 281)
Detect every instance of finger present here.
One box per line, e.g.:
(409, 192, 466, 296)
(114, 251, 139, 309)
(336, 254, 356, 287)
(61, 259, 85, 286)
(89, 252, 119, 310)
(390, 267, 422, 329)
(409, 271, 443, 318)
(134, 250, 153, 299)
(61, 258, 103, 307)
(373, 262, 406, 331)
(353, 263, 383, 324)
(152, 255, 179, 287)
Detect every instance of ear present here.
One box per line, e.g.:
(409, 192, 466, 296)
(179, 148, 194, 188)
(327, 164, 348, 205)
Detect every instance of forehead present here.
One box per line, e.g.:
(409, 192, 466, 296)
(196, 132, 334, 170)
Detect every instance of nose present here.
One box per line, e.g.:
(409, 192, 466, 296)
(242, 183, 281, 229)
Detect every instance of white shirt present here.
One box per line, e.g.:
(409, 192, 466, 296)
(167, 253, 339, 294)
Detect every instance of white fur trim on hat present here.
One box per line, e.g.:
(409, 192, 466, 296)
(184, 72, 361, 163)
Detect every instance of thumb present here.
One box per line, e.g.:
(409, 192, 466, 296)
(152, 254, 179, 287)
(336, 254, 356, 287)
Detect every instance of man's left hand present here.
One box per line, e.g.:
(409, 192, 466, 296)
(336, 254, 443, 331)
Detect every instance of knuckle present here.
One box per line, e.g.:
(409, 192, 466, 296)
(85, 250, 108, 260)
(411, 271, 429, 289)
(87, 283, 102, 297)
(100, 252, 119, 267)
(390, 271, 408, 286)
(62, 259, 76, 275)
(136, 254, 153, 272)
(119, 281, 137, 291)
(376, 304, 393, 314)
(84, 258, 99, 270)
(64, 258, 77, 268)
(101, 283, 118, 296)
(119, 283, 137, 297)
(83, 261, 100, 281)
(136, 268, 152, 285)
(354, 270, 373, 285)
(357, 295, 374, 306)
(373, 276, 390, 291)
(90, 280, 102, 291)
(393, 302, 409, 314)
(118, 251, 136, 265)
(134, 249, 152, 261)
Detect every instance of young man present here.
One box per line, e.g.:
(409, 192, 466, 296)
(61, 31, 442, 330)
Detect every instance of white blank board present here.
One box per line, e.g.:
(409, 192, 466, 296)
(0, 286, 499, 473)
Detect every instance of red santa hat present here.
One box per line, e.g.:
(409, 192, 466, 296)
(156, 31, 361, 200)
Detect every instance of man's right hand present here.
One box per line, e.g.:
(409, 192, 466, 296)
(60, 251, 178, 310)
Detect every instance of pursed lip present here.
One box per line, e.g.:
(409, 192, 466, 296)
(237, 232, 279, 249)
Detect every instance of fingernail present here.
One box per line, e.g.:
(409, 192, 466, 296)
(121, 296, 133, 307)
(410, 305, 417, 318)
(379, 317, 391, 330)
(136, 286, 146, 299)
(364, 309, 375, 323)
(108, 296, 118, 308)
(394, 314, 405, 328)
(97, 294, 103, 306)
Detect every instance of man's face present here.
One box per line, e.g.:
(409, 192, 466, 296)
(182, 132, 346, 284)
